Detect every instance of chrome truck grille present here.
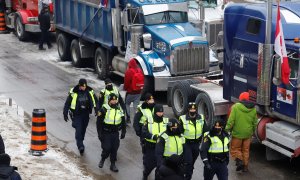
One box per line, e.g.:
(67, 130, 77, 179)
(170, 45, 209, 75)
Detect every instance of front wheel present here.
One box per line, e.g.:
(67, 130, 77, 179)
(94, 47, 108, 80)
(15, 16, 28, 41)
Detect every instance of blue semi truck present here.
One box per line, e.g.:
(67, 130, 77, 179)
(53, 0, 211, 94)
(170, 2, 300, 158)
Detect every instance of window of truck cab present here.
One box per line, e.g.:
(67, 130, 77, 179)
(144, 11, 188, 25)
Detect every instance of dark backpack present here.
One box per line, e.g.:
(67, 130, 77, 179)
(131, 69, 144, 91)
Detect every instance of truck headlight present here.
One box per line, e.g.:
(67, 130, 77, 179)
(155, 41, 167, 52)
(153, 65, 166, 72)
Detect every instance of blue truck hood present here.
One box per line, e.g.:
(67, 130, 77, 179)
(145, 23, 206, 47)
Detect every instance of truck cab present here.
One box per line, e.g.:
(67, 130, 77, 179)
(223, 2, 300, 157)
(116, 0, 210, 92)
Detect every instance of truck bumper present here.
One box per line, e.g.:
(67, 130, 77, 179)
(25, 24, 40, 32)
(154, 73, 208, 91)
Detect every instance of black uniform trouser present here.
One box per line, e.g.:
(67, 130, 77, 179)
(39, 29, 51, 48)
(73, 111, 90, 149)
(101, 131, 120, 162)
(143, 142, 156, 177)
(203, 161, 228, 180)
(184, 142, 200, 180)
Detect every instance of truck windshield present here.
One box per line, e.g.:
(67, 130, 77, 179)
(144, 11, 188, 25)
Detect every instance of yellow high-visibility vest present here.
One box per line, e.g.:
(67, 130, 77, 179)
(204, 132, 229, 153)
(180, 114, 204, 140)
(103, 104, 124, 125)
(161, 133, 185, 157)
(137, 104, 154, 124)
(145, 118, 169, 143)
(101, 86, 119, 106)
(70, 88, 96, 110)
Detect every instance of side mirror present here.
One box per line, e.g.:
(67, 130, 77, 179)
(272, 56, 282, 85)
(143, 33, 152, 49)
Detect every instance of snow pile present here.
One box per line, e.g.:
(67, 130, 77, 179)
(0, 96, 93, 180)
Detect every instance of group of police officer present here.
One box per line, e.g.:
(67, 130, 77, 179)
(63, 78, 230, 180)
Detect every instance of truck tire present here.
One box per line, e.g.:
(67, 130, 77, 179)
(15, 16, 28, 41)
(70, 39, 82, 67)
(195, 93, 214, 129)
(171, 80, 195, 117)
(57, 33, 71, 61)
(94, 47, 108, 80)
(186, 79, 199, 102)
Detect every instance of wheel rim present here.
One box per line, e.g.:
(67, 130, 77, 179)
(71, 45, 78, 63)
(198, 101, 210, 126)
(16, 18, 22, 37)
(174, 89, 184, 113)
(58, 38, 64, 57)
(96, 52, 102, 74)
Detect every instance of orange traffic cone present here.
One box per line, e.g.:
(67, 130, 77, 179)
(0, 11, 6, 33)
(30, 109, 48, 156)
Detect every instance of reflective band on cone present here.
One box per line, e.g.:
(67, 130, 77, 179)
(0, 11, 6, 32)
(30, 109, 47, 156)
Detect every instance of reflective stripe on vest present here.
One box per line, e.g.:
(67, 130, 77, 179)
(161, 133, 185, 157)
(206, 133, 229, 153)
(138, 105, 154, 124)
(70, 88, 96, 110)
(103, 104, 124, 125)
(180, 114, 204, 140)
(101, 86, 119, 106)
(145, 118, 168, 143)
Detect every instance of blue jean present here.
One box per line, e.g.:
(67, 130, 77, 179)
(125, 93, 141, 119)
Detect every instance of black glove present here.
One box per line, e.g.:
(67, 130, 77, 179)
(64, 114, 69, 122)
(204, 160, 212, 171)
(153, 134, 158, 141)
(120, 130, 126, 139)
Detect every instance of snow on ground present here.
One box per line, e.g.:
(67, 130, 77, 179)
(0, 96, 93, 180)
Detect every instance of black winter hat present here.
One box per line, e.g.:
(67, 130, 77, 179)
(167, 118, 179, 129)
(0, 153, 11, 165)
(144, 93, 154, 101)
(108, 93, 118, 102)
(78, 79, 87, 86)
(104, 78, 112, 85)
(154, 104, 164, 114)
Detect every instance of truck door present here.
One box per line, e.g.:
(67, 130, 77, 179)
(231, 18, 263, 100)
(271, 51, 299, 119)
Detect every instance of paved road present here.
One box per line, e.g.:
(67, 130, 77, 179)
(0, 33, 300, 180)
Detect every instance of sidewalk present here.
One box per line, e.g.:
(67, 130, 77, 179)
(0, 96, 93, 179)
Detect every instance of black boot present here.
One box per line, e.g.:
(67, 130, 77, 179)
(236, 158, 244, 171)
(98, 158, 105, 168)
(110, 161, 119, 172)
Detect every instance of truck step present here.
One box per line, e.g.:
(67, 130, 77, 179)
(262, 140, 293, 157)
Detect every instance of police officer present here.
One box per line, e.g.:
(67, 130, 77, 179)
(98, 78, 125, 112)
(155, 118, 185, 180)
(63, 79, 97, 155)
(141, 104, 169, 180)
(200, 120, 229, 180)
(179, 102, 207, 180)
(133, 93, 155, 137)
(97, 93, 126, 172)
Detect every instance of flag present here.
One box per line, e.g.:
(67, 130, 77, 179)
(101, 0, 108, 7)
(274, 2, 290, 85)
